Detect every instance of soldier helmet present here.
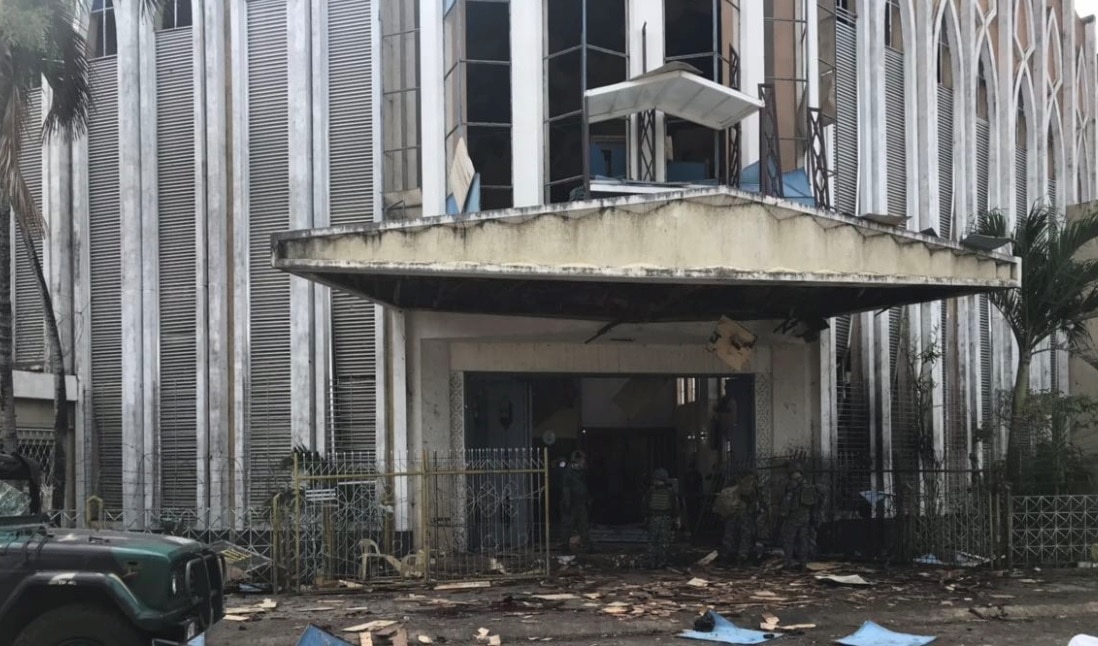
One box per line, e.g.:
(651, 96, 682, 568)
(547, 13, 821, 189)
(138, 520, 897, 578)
(787, 462, 804, 475)
(652, 468, 670, 482)
(570, 450, 586, 464)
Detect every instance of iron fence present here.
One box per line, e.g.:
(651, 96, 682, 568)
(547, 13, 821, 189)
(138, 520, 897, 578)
(1011, 494, 1098, 567)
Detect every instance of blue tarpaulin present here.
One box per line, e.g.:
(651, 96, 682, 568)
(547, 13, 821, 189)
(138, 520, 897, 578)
(835, 621, 936, 646)
(678, 611, 777, 644)
(296, 624, 356, 646)
(739, 161, 816, 208)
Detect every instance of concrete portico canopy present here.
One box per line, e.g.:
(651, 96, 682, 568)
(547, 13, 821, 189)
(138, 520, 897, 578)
(271, 188, 1019, 323)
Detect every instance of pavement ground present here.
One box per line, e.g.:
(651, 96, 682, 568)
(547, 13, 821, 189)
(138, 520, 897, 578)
(207, 562, 1098, 645)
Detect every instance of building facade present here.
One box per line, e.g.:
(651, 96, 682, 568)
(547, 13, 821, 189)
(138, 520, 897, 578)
(12, 0, 1098, 526)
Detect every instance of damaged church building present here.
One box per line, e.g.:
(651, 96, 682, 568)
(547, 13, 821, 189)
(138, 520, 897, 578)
(271, 0, 1098, 556)
(13, 0, 1097, 563)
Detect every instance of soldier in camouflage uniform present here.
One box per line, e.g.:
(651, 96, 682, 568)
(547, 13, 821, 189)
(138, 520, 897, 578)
(645, 468, 679, 568)
(716, 471, 766, 566)
(805, 479, 828, 560)
(779, 463, 819, 571)
(561, 451, 590, 552)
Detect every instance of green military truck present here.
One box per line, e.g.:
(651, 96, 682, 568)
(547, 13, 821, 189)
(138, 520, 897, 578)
(0, 452, 225, 646)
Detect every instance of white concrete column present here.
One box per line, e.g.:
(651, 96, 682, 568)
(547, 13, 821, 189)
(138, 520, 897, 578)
(1087, 22, 1098, 199)
(42, 94, 75, 375)
(857, 0, 887, 215)
(311, 0, 331, 455)
(995, 0, 1017, 428)
(740, 1, 763, 169)
(229, 0, 250, 520)
(117, 0, 147, 526)
(197, 0, 233, 520)
(388, 309, 410, 531)
(512, 0, 545, 206)
(419, 0, 446, 216)
(627, 0, 665, 182)
(138, 14, 159, 517)
(1064, 0, 1078, 208)
(913, 1, 935, 233)
(288, 0, 318, 450)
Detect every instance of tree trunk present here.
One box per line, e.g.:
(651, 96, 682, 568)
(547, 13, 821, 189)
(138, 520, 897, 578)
(0, 197, 17, 453)
(17, 224, 68, 511)
(1007, 352, 1032, 486)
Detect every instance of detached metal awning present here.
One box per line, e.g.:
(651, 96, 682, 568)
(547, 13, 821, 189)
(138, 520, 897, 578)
(585, 63, 764, 130)
(271, 188, 1019, 323)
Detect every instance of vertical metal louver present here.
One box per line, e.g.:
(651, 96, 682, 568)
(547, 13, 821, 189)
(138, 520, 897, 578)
(937, 87, 953, 239)
(156, 28, 196, 509)
(1050, 330, 1059, 393)
(14, 88, 44, 368)
(884, 48, 906, 219)
(976, 119, 990, 214)
(979, 294, 992, 424)
(1015, 145, 1028, 217)
(888, 307, 902, 376)
(247, 0, 292, 497)
(327, 0, 377, 454)
(88, 60, 123, 508)
(1049, 177, 1057, 211)
(834, 20, 858, 217)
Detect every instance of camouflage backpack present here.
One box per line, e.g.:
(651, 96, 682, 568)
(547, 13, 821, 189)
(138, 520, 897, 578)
(713, 485, 744, 518)
(798, 483, 819, 507)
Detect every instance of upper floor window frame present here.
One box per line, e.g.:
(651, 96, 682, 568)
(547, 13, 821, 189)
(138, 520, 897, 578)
(884, 0, 903, 52)
(160, 0, 194, 31)
(89, 0, 118, 59)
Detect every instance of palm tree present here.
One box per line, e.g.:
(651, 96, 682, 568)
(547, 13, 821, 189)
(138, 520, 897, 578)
(975, 204, 1098, 483)
(0, 0, 161, 509)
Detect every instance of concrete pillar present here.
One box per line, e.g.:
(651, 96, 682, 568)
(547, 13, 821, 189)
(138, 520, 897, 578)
(419, 0, 446, 216)
(627, 0, 665, 182)
(195, 0, 233, 521)
(740, 1, 765, 168)
(310, 0, 331, 456)
(229, 0, 249, 520)
(117, 1, 152, 525)
(512, 0, 545, 206)
(138, 13, 159, 517)
(288, 0, 319, 451)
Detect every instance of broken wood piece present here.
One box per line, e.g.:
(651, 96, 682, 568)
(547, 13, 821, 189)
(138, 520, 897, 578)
(686, 578, 709, 588)
(223, 606, 267, 614)
(360, 634, 374, 646)
(223, 615, 250, 622)
(436, 581, 491, 591)
(696, 550, 719, 566)
(417, 636, 433, 644)
(531, 594, 579, 601)
(476, 628, 491, 641)
(488, 637, 502, 646)
(391, 628, 409, 646)
(259, 598, 278, 609)
(779, 624, 816, 631)
(343, 620, 399, 633)
(815, 574, 873, 587)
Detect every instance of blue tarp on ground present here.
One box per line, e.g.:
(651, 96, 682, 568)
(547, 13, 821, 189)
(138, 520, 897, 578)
(835, 621, 936, 646)
(678, 611, 778, 644)
(296, 624, 356, 646)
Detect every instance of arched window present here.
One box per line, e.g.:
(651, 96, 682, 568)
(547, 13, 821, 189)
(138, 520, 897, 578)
(976, 59, 989, 120)
(89, 0, 117, 58)
(161, 0, 194, 30)
(937, 23, 953, 89)
(885, 0, 903, 51)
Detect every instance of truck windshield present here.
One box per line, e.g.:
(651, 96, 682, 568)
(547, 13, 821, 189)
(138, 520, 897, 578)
(0, 479, 33, 517)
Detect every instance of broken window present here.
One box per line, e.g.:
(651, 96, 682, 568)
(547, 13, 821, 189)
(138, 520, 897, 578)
(444, 0, 512, 211)
(976, 59, 989, 120)
(936, 24, 953, 88)
(89, 0, 118, 58)
(382, 0, 423, 218)
(543, 0, 627, 203)
(160, 0, 193, 30)
(885, 0, 903, 51)
(663, 0, 739, 182)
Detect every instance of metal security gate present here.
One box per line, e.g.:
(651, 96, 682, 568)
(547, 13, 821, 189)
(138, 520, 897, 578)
(14, 87, 43, 367)
(156, 27, 198, 509)
(327, 0, 378, 454)
(885, 47, 906, 218)
(246, 0, 293, 501)
(88, 59, 124, 508)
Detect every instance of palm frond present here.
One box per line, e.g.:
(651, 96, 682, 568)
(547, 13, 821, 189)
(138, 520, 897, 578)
(0, 55, 45, 237)
(974, 209, 1010, 238)
(139, 0, 169, 21)
(41, 2, 90, 140)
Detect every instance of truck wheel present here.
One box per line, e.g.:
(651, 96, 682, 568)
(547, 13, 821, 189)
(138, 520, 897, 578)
(13, 603, 145, 646)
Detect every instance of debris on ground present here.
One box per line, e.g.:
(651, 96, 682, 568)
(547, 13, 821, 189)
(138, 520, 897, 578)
(969, 605, 1008, 620)
(434, 581, 491, 591)
(759, 613, 815, 633)
(805, 562, 839, 572)
(343, 621, 399, 633)
(696, 551, 720, 566)
(475, 627, 502, 645)
(835, 621, 936, 646)
(816, 574, 873, 587)
(1070, 636, 1098, 646)
(687, 577, 710, 588)
(678, 610, 776, 644)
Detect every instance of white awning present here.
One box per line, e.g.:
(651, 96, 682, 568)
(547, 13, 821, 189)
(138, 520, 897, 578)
(584, 66, 764, 130)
